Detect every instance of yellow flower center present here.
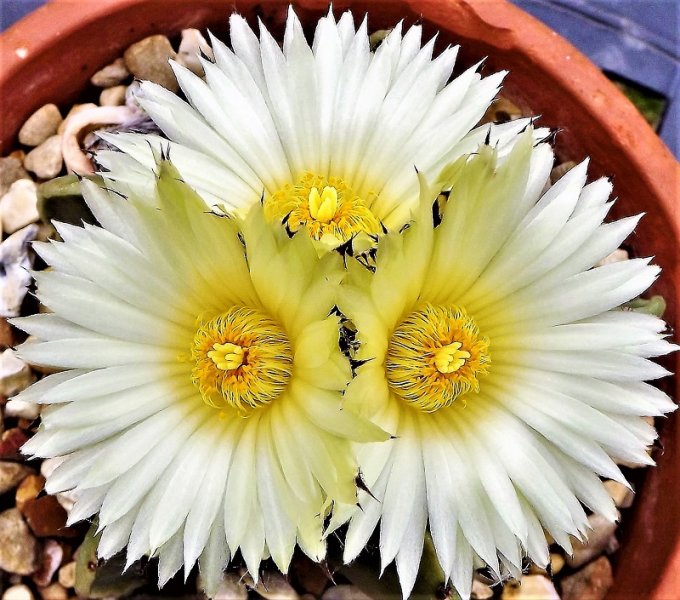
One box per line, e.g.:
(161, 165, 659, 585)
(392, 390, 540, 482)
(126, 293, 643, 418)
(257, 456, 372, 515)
(191, 306, 293, 412)
(386, 303, 490, 412)
(264, 172, 381, 246)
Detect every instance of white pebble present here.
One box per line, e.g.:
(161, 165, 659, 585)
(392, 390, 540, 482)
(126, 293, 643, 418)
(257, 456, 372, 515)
(24, 134, 63, 179)
(0, 179, 39, 234)
(4, 397, 40, 420)
(0, 350, 34, 397)
(2, 584, 33, 600)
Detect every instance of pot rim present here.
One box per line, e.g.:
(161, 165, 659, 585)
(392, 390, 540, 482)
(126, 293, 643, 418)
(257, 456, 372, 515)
(1, 1, 679, 597)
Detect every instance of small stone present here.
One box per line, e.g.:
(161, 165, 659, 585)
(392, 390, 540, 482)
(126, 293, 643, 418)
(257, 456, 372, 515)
(32, 539, 64, 587)
(605, 534, 620, 555)
(5, 397, 40, 420)
(472, 578, 494, 599)
(560, 556, 613, 600)
(16, 474, 45, 510)
(2, 585, 33, 600)
(18, 104, 62, 147)
(321, 586, 372, 600)
(24, 135, 64, 179)
(22, 495, 77, 538)
(0, 224, 39, 317)
(0, 157, 30, 197)
(0, 350, 35, 396)
(177, 28, 214, 76)
(38, 584, 67, 600)
(0, 428, 29, 458)
(242, 570, 299, 599)
(549, 552, 565, 575)
(99, 85, 127, 107)
(597, 248, 629, 266)
(291, 554, 330, 596)
(567, 512, 619, 568)
(0, 317, 16, 348)
(0, 461, 33, 495)
(481, 96, 523, 126)
(124, 35, 178, 92)
(90, 58, 130, 87)
(0, 508, 40, 574)
(604, 480, 634, 509)
(212, 572, 247, 600)
(0, 179, 39, 234)
(58, 561, 76, 589)
(501, 575, 559, 599)
(550, 161, 577, 184)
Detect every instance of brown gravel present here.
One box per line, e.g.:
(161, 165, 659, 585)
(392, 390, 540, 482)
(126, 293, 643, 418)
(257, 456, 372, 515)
(560, 556, 614, 600)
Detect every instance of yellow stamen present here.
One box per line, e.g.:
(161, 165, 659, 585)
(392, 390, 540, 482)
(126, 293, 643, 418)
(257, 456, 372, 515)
(191, 306, 292, 413)
(386, 303, 490, 412)
(264, 172, 381, 246)
(434, 342, 471, 374)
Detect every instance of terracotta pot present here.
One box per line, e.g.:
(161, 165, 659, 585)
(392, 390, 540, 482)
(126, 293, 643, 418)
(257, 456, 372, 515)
(1, 0, 678, 597)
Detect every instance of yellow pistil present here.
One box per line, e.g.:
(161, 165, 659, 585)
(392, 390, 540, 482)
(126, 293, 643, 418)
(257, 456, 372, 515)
(434, 342, 471, 374)
(308, 186, 339, 223)
(386, 303, 490, 412)
(208, 342, 245, 371)
(265, 172, 381, 246)
(191, 306, 293, 413)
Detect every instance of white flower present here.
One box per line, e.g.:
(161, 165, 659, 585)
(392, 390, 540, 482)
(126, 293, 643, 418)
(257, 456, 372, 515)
(97, 7, 545, 249)
(337, 130, 678, 599)
(13, 162, 387, 594)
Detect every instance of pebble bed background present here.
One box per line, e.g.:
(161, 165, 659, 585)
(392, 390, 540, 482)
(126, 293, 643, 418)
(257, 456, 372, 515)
(0, 27, 669, 600)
